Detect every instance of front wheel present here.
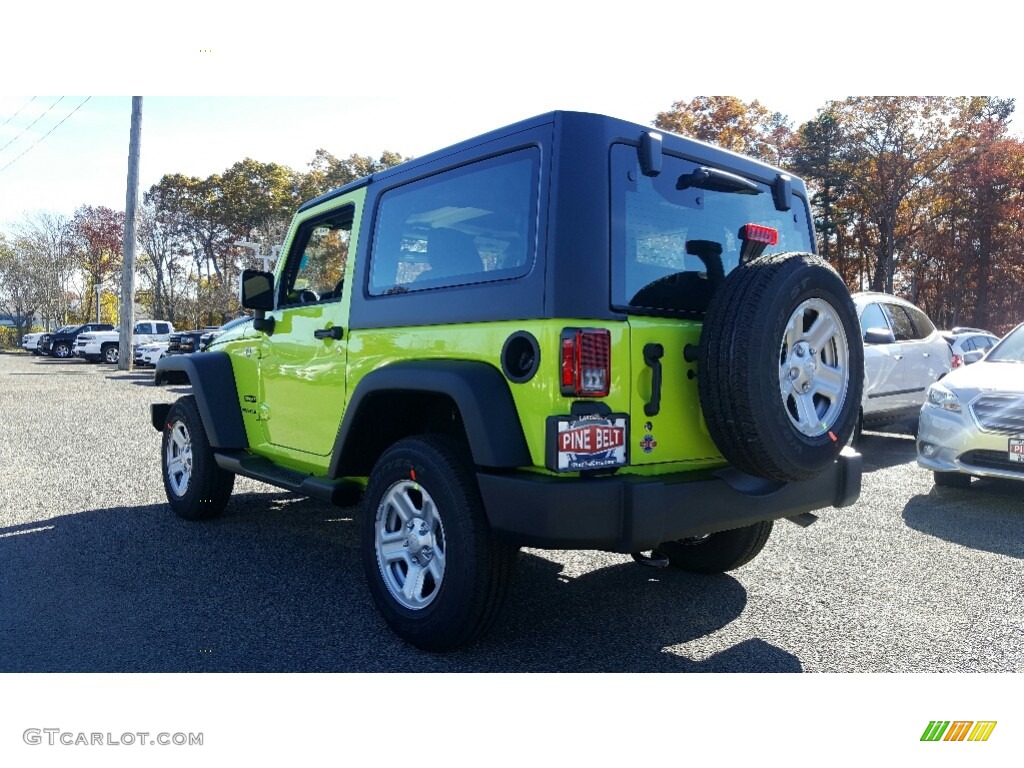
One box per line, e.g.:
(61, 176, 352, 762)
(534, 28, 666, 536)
(53, 342, 71, 358)
(360, 435, 516, 652)
(103, 344, 119, 364)
(657, 521, 773, 574)
(161, 395, 234, 520)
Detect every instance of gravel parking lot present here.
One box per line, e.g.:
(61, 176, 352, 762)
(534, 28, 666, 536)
(1, 350, 1021, 673)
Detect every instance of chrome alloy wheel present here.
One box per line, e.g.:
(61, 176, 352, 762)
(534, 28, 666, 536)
(779, 297, 850, 437)
(374, 480, 447, 611)
(165, 421, 194, 497)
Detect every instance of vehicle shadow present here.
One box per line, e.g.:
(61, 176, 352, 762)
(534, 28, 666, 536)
(105, 372, 157, 386)
(0, 494, 799, 673)
(902, 482, 1024, 558)
(856, 432, 919, 474)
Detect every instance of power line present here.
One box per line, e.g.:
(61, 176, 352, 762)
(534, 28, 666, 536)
(0, 96, 38, 130)
(0, 97, 92, 175)
(0, 96, 65, 155)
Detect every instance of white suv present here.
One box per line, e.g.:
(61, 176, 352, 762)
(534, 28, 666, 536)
(852, 292, 952, 440)
(76, 321, 174, 364)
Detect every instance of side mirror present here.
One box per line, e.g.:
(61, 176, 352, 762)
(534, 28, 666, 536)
(962, 350, 985, 365)
(863, 327, 896, 345)
(240, 269, 275, 311)
(240, 269, 276, 335)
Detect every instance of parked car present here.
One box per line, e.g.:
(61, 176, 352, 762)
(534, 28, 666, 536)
(151, 110, 864, 651)
(21, 332, 44, 354)
(943, 330, 999, 369)
(39, 323, 114, 357)
(134, 341, 170, 367)
(76, 321, 174, 363)
(917, 321, 1024, 487)
(165, 328, 217, 356)
(198, 316, 252, 351)
(852, 292, 952, 442)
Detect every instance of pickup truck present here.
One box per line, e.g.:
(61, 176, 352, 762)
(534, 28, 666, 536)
(76, 320, 175, 363)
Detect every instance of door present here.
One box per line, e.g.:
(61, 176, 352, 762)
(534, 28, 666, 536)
(257, 204, 355, 456)
(859, 301, 903, 416)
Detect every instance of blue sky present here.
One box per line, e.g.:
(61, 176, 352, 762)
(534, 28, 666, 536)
(0, 92, 832, 231)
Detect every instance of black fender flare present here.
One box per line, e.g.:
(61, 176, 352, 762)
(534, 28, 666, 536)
(328, 360, 532, 476)
(151, 352, 247, 450)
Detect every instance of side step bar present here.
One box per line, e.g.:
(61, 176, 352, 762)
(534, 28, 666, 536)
(214, 451, 363, 507)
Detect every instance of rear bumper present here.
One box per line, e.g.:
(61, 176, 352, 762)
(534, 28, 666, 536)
(478, 449, 861, 552)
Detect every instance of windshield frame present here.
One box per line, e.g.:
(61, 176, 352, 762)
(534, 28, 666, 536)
(984, 323, 1024, 363)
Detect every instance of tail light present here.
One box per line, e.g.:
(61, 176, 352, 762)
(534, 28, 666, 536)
(951, 354, 962, 368)
(739, 223, 779, 263)
(560, 328, 610, 397)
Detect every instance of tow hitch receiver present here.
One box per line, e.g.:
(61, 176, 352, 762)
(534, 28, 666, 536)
(787, 512, 819, 528)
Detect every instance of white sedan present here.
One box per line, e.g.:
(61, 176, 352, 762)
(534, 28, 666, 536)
(134, 341, 169, 367)
(917, 322, 1024, 487)
(21, 332, 44, 354)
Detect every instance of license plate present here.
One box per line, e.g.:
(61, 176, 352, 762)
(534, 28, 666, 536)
(1009, 438, 1024, 463)
(548, 414, 628, 472)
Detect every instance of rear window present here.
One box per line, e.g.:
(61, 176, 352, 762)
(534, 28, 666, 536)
(611, 143, 814, 315)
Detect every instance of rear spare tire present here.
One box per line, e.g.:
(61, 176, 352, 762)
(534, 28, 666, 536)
(698, 252, 863, 482)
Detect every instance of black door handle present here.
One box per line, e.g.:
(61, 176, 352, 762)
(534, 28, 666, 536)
(314, 326, 344, 340)
(643, 343, 664, 417)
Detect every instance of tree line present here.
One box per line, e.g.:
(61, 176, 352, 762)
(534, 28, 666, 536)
(656, 95, 1024, 333)
(0, 149, 405, 339)
(2, 96, 1022, 341)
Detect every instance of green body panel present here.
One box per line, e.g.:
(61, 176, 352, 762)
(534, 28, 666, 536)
(220, 189, 363, 476)
(217, 186, 727, 480)
(626, 316, 723, 470)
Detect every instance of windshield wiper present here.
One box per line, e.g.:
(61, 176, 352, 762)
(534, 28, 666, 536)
(677, 167, 761, 195)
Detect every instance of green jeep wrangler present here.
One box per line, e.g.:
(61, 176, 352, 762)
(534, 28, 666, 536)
(152, 111, 864, 651)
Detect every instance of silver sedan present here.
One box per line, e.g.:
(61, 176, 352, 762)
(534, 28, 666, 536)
(917, 322, 1024, 487)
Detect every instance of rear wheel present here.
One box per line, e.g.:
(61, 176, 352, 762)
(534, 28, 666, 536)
(161, 396, 234, 520)
(934, 471, 970, 488)
(657, 521, 774, 574)
(699, 252, 863, 482)
(360, 435, 517, 651)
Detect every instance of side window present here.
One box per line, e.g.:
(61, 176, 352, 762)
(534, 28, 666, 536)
(904, 305, 935, 339)
(156, 323, 170, 334)
(976, 336, 993, 350)
(883, 304, 916, 342)
(859, 303, 890, 337)
(279, 207, 353, 308)
(369, 148, 539, 295)
(133, 322, 149, 334)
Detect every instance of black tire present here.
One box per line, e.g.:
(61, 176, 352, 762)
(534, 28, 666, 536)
(657, 521, 773, 574)
(161, 395, 234, 520)
(847, 409, 863, 448)
(360, 435, 517, 652)
(699, 252, 864, 482)
(934, 471, 970, 488)
(53, 342, 71, 358)
(102, 344, 119, 364)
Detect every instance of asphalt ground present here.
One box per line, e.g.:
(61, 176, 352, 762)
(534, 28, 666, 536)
(1, 350, 1021, 673)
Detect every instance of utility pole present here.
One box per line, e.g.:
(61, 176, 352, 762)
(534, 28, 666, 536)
(118, 97, 142, 371)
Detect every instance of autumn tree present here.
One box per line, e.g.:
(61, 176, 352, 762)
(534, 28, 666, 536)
(299, 150, 408, 201)
(73, 205, 124, 323)
(654, 96, 795, 166)
(10, 212, 79, 328)
(0, 235, 40, 341)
